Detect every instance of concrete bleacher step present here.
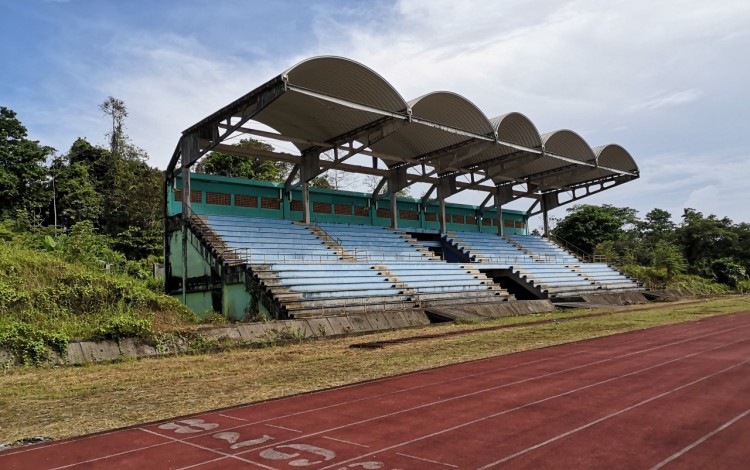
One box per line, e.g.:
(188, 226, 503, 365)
(196, 215, 644, 318)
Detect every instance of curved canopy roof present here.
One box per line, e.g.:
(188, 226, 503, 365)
(173, 56, 639, 205)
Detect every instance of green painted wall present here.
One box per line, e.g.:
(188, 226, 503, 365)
(168, 231, 212, 279)
(182, 291, 214, 317)
(168, 230, 268, 320)
(166, 173, 530, 318)
(168, 173, 528, 233)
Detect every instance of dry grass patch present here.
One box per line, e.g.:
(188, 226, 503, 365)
(1, 295, 749, 443)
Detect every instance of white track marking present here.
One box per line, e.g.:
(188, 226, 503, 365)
(48, 441, 173, 470)
(51, 427, 277, 470)
(395, 452, 458, 467)
(649, 407, 750, 470)
(265, 424, 302, 433)
(219, 413, 249, 422)
(3, 315, 745, 469)
(0, 427, 131, 457)
(317, 337, 750, 469)
(187, 320, 750, 447)
(139, 428, 278, 470)
(323, 436, 370, 447)
(167, 350, 590, 441)
(177, 456, 230, 470)
(478, 359, 750, 468)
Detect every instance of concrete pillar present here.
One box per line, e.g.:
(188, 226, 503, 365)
(542, 201, 550, 237)
(389, 180, 399, 229)
(181, 165, 191, 304)
(497, 204, 504, 236)
(439, 196, 447, 233)
(302, 180, 311, 224)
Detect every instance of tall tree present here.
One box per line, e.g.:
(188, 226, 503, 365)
(0, 107, 54, 217)
(639, 208, 676, 241)
(676, 208, 737, 266)
(100, 96, 128, 159)
(196, 139, 289, 181)
(551, 204, 636, 255)
(55, 159, 104, 225)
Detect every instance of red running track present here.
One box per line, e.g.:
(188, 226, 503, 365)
(3, 312, 750, 469)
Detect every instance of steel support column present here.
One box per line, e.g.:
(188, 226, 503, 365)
(389, 191, 398, 229)
(180, 133, 198, 304)
(499, 205, 504, 236)
(302, 181, 311, 224)
(437, 186, 447, 233)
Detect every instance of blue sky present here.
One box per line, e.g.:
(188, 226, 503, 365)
(2, 0, 749, 227)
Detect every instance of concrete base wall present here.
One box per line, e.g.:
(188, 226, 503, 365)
(426, 300, 555, 322)
(1, 309, 432, 367)
(580, 292, 649, 305)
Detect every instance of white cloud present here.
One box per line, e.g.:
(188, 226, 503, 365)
(14, 0, 750, 222)
(627, 89, 703, 112)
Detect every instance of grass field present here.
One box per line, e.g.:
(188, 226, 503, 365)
(1, 295, 749, 444)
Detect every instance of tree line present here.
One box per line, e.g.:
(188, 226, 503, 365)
(2, 101, 747, 290)
(1, 100, 162, 260)
(0, 101, 341, 265)
(551, 205, 750, 289)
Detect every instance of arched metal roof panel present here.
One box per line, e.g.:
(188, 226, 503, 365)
(442, 112, 543, 176)
(593, 144, 639, 173)
(175, 55, 640, 202)
(541, 129, 596, 163)
(253, 93, 387, 152)
(254, 57, 410, 153)
(408, 92, 494, 135)
(368, 122, 474, 167)
(484, 129, 596, 188)
(283, 56, 408, 112)
(491, 112, 542, 149)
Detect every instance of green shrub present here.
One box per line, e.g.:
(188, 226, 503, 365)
(95, 314, 153, 341)
(0, 322, 69, 366)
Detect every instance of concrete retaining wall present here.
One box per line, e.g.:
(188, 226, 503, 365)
(425, 299, 555, 322)
(1, 309, 432, 367)
(580, 292, 649, 305)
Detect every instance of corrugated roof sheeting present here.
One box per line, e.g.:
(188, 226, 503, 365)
(593, 144, 639, 173)
(181, 55, 638, 197)
(541, 130, 596, 163)
(254, 92, 389, 153)
(492, 112, 542, 148)
(283, 56, 408, 113)
(462, 112, 543, 177)
(369, 123, 472, 164)
(409, 92, 495, 135)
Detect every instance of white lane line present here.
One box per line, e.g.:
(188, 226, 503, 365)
(49, 441, 173, 470)
(219, 413, 249, 422)
(50, 427, 277, 470)
(177, 456, 230, 470)
(0, 314, 732, 464)
(396, 452, 458, 467)
(317, 337, 750, 469)
(139, 428, 278, 470)
(0, 348, 584, 466)
(323, 436, 369, 447)
(265, 424, 302, 433)
(196, 320, 750, 447)
(176, 350, 590, 441)
(478, 359, 750, 469)
(650, 407, 750, 470)
(0, 427, 134, 458)
(8, 317, 743, 470)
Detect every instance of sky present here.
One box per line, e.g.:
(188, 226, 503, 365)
(2, 0, 749, 229)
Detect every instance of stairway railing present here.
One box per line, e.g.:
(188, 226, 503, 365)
(545, 233, 593, 263)
(310, 221, 353, 259)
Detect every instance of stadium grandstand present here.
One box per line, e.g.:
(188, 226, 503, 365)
(163, 56, 643, 320)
